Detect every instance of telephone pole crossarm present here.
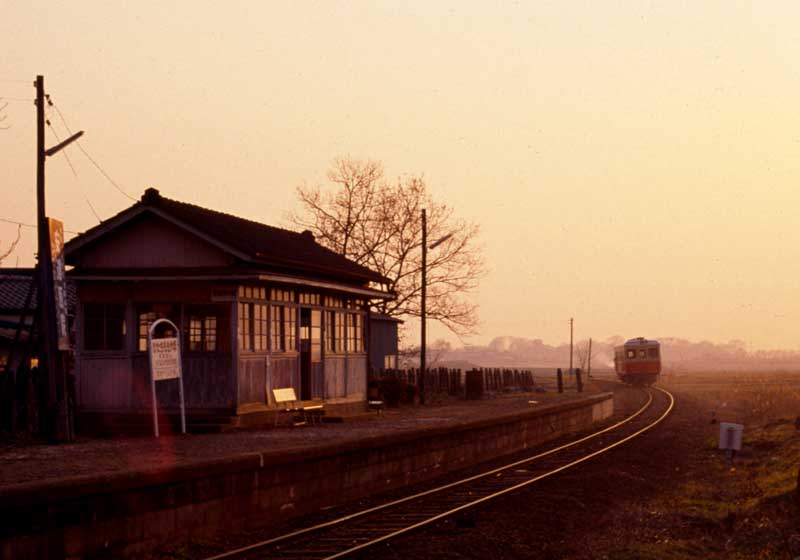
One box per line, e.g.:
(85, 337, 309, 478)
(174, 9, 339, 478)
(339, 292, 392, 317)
(45, 130, 84, 157)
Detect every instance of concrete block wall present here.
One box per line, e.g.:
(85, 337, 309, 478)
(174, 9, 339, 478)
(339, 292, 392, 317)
(0, 393, 612, 559)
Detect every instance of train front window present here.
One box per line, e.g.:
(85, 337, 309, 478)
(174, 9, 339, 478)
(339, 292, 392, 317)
(648, 348, 659, 358)
(638, 349, 647, 358)
(626, 350, 636, 359)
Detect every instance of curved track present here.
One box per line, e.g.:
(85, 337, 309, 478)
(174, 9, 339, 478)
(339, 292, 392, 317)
(205, 386, 674, 560)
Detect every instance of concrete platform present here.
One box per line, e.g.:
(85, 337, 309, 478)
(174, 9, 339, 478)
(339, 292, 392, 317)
(0, 388, 613, 559)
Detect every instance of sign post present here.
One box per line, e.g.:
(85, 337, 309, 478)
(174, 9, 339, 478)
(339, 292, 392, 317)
(718, 422, 743, 467)
(48, 218, 70, 350)
(147, 318, 186, 437)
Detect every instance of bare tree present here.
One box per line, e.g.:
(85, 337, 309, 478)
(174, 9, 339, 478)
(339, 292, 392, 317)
(574, 339, 598, 372)
(291, 157, 485, 336)
(0, 225, 22, 265)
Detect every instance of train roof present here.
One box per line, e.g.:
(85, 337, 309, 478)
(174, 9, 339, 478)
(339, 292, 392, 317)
(614, 337, 660, 352)
(622, 337, 659, 347)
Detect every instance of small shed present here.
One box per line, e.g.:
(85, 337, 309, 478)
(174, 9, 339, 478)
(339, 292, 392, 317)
(64, 188, 393, 426)
(368, 313, 402, 371)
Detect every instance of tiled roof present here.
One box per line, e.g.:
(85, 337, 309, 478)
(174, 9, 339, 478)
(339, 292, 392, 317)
(0, 268, 77, 312)
(66, 188, 388, 285)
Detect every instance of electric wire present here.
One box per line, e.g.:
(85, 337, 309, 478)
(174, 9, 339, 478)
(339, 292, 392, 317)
(45, 108, 103, 224)
(0, 217, 80, 235)
(46, 96, 136, 201)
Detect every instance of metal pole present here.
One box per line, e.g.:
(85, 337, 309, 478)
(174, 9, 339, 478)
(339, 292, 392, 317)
(148, 326, 159, 438)
(419, 209, 427, 405)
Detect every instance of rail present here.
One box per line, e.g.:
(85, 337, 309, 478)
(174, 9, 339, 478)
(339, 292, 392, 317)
(204, 385, 674, 560)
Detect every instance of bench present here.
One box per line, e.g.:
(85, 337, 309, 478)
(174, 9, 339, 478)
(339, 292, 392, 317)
(272, 388, 324, 427)
(367, 387, 384, 415)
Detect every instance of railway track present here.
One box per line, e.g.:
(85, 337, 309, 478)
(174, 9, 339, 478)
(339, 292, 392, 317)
(205, 386, 674, 560)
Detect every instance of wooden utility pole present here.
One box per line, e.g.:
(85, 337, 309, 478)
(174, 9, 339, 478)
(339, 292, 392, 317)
(419, 208, 427, 405)
(569, 317, 574, 375)
(35, 75, 82, 442)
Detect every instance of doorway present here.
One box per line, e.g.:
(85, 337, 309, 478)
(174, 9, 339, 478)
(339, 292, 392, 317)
(299, 308, 322, 400)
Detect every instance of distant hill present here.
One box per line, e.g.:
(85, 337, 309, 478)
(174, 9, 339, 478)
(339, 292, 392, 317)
(431, 336, 800, 372)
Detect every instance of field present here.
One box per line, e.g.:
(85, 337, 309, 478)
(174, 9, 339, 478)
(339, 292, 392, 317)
(646, 372, 800, 559)
(366, 371, 800, 559)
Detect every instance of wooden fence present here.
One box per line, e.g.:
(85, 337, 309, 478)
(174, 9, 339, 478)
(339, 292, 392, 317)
(369, 367, 536, 399)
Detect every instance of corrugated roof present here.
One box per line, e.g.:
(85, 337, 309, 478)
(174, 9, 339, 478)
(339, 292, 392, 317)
(66, 188, 388, 286)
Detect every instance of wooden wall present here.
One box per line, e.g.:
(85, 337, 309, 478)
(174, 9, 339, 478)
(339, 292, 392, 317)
(79, 354, 235, 411)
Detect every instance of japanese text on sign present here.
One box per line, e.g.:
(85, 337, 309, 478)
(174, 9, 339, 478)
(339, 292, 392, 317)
(150, 337, 182, 380)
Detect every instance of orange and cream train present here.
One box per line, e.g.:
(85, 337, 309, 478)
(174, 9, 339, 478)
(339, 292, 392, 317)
(613, 337, 661, 385)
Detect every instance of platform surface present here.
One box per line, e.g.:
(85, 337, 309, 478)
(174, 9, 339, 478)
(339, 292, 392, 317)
(0, 383, 605, 492)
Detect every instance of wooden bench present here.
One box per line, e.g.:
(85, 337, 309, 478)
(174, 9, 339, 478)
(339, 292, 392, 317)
(272, 388, 324, 427)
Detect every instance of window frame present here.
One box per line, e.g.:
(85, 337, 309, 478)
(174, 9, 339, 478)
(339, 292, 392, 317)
(83, 302, 127, 353)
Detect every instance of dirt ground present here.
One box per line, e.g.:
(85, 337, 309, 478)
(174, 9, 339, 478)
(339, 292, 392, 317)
(348, 372, 800, 560)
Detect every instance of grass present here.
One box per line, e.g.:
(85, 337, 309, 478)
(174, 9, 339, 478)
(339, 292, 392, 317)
(655, 373, 800, 559)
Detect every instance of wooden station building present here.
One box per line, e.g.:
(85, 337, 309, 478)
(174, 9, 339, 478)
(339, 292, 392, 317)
(64, 188, 393, 426)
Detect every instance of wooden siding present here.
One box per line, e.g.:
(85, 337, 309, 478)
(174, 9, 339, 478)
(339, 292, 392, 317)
(368, 318, 399, 371)
(78, 355, 132, 410)
(322, 355, 366, 399)
(324, 356, 346, 398)
(346, 356, 367, 397)
(76, 215, 234, 269)
(267, 356, 300, 405)
(79, 353, 235, 411)
(237, 355, 267, 406)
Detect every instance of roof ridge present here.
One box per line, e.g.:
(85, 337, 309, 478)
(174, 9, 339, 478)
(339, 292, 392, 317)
(150, 189, 304, 239)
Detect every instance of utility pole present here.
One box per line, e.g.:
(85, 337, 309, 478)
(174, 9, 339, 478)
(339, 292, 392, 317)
(587, 337, 593, 378)
(419, 209, 427, 405)
(35, 75, 82, 442)
(569, 317, 574, 375)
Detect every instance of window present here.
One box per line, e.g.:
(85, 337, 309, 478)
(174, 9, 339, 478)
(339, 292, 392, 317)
(238, 302, 267, 351)
(238, 286, 266, 300)
(346, 313, 364, 352)
(346, 298, 365, 310)
(137, 304, 180, 352)
(648, 347, 659, 359)
(269, 304, 296, 352)
(638, 349, 647, 358)
(284, 306, 296, 350)
(84, 303, 126, 351)
(299, 292, 320, 305)
(626, 349, 636, 359)
(270, 288, 294, 302)
(325, 311, 336, 352)
(383, 355, 398, 369)
(185, 304, 229, 352)
(325, 310, 346, 353)
(324, 296, 343, 308)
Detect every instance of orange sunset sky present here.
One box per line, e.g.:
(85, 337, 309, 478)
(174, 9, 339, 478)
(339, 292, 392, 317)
(2, 2, 800, 350)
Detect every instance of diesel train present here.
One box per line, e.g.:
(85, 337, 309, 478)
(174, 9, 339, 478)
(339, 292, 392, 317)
(613, 337, 661, 385)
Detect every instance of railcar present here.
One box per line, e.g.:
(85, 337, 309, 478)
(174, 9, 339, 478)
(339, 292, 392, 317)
(614, 337, 661, 385)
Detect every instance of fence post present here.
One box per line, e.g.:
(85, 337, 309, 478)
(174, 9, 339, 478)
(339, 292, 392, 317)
(576, 368, 583, 393)
(557, 368, 564, 394)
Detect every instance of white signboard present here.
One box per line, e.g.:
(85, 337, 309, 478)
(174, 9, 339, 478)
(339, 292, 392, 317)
(150, 337, 182, 380)
(719, 422, 743, 451)
(147, 318, 186, 437)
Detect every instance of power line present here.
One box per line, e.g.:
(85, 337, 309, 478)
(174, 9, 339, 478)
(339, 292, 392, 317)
(45, 111, 103, 224)
(47, 97, 136, 201)
(0, 217, 80, 235)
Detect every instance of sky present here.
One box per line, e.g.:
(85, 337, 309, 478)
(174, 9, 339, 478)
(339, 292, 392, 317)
(2, 1, 800, 351)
